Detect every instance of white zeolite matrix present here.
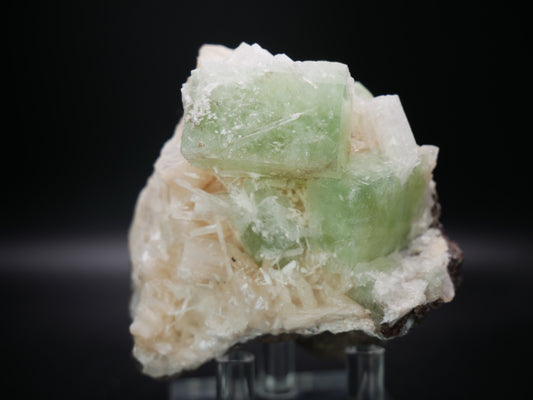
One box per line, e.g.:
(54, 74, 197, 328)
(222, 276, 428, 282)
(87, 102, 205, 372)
(129, 43, 456, 378)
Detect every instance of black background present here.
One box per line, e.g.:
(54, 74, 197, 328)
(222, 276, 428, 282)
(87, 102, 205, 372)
(2, 1, 531, 399)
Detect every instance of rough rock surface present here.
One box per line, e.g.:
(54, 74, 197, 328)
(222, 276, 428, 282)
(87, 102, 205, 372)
(128, 43, 463, 378)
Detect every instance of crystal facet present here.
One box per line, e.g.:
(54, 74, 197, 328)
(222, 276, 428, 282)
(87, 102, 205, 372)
(181, 43, 357, 178)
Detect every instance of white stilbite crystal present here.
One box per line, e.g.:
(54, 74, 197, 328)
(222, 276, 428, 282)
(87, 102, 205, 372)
(129, 43, 459, 378)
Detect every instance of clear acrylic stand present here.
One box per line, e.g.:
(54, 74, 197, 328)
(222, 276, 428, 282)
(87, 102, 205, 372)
(256, 341, 297, 399)
(216, 350, 255, 400)
(168, 342, 392, 400)
(345, 345, 386, 400)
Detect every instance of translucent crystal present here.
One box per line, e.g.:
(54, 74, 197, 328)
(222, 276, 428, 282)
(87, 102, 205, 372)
(181, 43, 357, 178)
(306, 154, 428, 267)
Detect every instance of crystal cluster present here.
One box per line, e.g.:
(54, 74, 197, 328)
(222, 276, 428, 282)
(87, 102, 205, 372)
(129, 43, 461, 378)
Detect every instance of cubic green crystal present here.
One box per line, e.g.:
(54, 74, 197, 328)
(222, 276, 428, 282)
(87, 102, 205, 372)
(306, 154, 428, 267)
(181, 45, 355, 178)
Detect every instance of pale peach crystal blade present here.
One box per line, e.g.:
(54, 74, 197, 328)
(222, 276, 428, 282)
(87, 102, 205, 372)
(128, 42, 462, 378)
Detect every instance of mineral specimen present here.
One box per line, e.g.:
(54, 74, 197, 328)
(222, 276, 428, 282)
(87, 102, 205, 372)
(129, 43, 462, 378)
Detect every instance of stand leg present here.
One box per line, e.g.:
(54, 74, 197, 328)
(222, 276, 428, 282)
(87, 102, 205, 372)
(216, 350, 255, 400)
(256, 341, 297, 399)
(346, 345, 385, 400)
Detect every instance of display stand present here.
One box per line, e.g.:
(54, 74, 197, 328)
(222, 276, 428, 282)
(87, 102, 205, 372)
(216, 351, 255, 400)
(345, 345, 385, 400)
(256, 341, 297, 399)
(168, 342, 391, 400)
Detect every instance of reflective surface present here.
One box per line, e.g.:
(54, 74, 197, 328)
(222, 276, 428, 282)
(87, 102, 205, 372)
(346, 345, 385, 400)
(216, 351, 255, 400)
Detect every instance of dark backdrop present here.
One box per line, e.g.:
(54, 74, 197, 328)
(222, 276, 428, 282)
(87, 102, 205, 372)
(4, 1, 530, 234)
(2, 1, 531, 399)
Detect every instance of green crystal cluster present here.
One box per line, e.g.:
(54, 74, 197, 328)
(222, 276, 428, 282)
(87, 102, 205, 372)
(181, 43, 433, 270)
(128, 43, 457, 379)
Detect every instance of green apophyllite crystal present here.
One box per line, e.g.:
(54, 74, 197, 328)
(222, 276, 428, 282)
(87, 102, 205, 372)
(181, 44, 356, 178)
(306, 155, 428, 266)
